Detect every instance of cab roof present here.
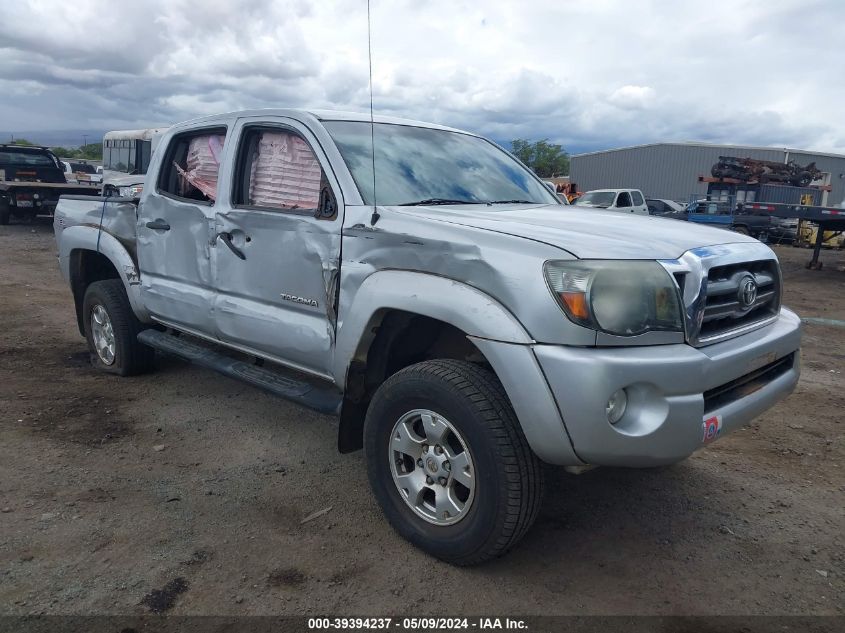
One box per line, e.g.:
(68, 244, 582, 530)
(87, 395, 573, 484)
(0, 143, 51, 151)
(168, 108, 473, 136)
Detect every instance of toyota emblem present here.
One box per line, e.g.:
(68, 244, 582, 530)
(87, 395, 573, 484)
(738, 276, 758, 309)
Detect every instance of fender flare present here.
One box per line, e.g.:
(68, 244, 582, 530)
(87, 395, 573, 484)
(333, 270, 581, 464)
(59, 225, 150, 323)
(333, 270, 533, 385)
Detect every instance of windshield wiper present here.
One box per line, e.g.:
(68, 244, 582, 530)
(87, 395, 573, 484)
(398, 198, 485, 206)
(486, 199, 536, 205)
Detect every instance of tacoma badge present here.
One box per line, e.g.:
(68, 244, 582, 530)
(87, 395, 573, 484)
(280, 293, 318, 307)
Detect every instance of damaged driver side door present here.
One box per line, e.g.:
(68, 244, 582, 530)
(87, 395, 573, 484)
(211, 117, 342, 380)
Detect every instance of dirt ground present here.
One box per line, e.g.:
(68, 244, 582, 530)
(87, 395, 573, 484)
(0, 221, 843, 617)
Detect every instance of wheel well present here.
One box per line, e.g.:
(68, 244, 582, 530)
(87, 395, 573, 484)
(69, 249, 120, 335)
(338, 310, 489, 453)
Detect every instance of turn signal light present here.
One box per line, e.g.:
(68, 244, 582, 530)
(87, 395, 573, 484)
(559, 291, 590, 320)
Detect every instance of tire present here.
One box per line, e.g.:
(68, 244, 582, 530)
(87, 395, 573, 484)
(82, 279, 155, 376)
(733, 225, 750, 236)
(364, 359, 544, 565)
(0, 202, 10, 226)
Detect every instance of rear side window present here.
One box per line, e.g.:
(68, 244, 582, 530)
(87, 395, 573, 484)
(631, 190, 644, 206)
(617, 191, 632, 207)
(158, 128, 227, 203)
(233, 128, 331, 215)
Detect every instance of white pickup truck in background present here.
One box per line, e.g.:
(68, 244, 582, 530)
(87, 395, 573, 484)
(574, 188, 649, 214)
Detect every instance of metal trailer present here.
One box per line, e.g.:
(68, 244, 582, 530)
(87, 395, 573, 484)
(745, 202, 845, 270)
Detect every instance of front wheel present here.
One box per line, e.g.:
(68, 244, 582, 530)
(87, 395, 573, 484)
(364, 359, 544, 565)
(82, 279, 155, 376)
(732, 225, 750, 236)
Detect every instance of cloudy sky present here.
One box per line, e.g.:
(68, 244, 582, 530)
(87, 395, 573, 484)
(1, 0, 843, 153)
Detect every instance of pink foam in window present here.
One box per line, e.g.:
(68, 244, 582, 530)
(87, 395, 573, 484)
(249, 132, 321, 209)
(175, 134, 225, 200)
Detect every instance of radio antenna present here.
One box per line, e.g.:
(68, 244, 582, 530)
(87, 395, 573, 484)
(367, 0, 380, 225)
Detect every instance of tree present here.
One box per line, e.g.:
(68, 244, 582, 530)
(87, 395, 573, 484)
(51, 143, 102, 160)
(78, 142, 102, 160)
(510, 139, 569, 178)
(5, 137, 102, 160)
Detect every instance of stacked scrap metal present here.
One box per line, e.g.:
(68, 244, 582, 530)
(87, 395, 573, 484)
(711, 156, 822, 187)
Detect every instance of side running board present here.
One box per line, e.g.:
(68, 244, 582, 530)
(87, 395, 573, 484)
(137, 329, 342, 415)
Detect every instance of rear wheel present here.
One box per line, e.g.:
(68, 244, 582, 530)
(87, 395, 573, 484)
(733, 225, 750, 236)
(83, 279, 154, 376)
(364, 359, 543, 565)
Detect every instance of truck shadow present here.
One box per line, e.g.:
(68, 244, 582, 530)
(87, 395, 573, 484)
(480, 461, 755, 579)
(0, 216, 55, 229)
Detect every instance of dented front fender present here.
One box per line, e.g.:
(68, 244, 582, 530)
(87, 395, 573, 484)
(333, 269, 533, 386)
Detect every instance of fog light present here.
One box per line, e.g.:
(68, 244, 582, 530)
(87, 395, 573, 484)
(606, 389, 628, 425)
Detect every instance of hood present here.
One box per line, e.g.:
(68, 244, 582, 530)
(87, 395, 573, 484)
(390, 203, 760, 259)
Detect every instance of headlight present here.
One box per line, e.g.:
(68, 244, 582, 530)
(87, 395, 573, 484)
(544, 260, 684, 336)
(118, 184, 143, 197)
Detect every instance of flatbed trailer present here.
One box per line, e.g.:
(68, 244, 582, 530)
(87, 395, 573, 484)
(0, 143, 102, 224)
(745, 202, 845, 269)
(0, 179, 100, 223)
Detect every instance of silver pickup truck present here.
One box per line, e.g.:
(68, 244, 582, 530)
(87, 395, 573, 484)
(54, 109, 801, 565)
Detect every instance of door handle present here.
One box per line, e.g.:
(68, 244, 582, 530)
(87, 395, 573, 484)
(145, 219, 170, 231)
(216, 232, 246, 260)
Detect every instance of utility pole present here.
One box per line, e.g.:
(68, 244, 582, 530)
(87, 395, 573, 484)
(82, 134, 88, 148)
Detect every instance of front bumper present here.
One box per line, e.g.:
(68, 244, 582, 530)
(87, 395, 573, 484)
(532, 307, 801, 467)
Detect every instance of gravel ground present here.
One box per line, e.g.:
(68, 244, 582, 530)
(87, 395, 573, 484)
(0, 222, 843, 616)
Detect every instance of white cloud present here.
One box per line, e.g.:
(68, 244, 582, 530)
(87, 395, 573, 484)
(609, 86, 655, 110)
(0, 0, 843, 154)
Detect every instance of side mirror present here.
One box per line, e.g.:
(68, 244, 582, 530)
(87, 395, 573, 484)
(316, 187, 337, 219)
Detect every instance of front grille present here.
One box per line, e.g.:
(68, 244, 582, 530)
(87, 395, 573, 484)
(698, 260, 780, 343)
(703, 352, 794, 413)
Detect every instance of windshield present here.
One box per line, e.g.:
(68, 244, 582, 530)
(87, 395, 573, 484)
(324, 121, 558, 206)
(103, 138, 152, 174)
(0, 149, 57, 168)
(574, 191, 616, 207)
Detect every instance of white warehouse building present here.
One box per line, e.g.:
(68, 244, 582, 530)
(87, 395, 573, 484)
(569, 142, 845, 207)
